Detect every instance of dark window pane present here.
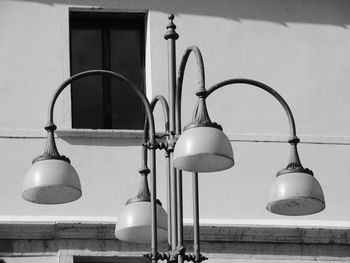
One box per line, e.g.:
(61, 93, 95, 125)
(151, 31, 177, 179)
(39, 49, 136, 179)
(71, 28, 104, 129)
(69, 12, 145, 130)
(110, 28, 144, 129)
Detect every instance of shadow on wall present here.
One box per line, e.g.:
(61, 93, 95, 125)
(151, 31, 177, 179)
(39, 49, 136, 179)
(9, 0, 350, 27)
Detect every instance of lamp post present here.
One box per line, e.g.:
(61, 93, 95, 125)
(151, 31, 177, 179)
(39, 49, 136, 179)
(22, 14, 325, 263)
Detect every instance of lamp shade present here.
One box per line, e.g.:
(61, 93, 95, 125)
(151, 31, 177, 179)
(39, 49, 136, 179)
(173, 126, 234, 172)
(115, 201, 168, 244)
(266, 172, 325, 216)
(22, 159, 82, 204)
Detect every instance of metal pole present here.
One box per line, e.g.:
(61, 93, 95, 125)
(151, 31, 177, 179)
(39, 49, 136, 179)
(150, 147, 158, 263)
(164, 14, 180, 261)
(166, 152, 172, 250)
(150, 96, 172, 251)
(192, 172, 200, 262)
(177, 169, 184, 263)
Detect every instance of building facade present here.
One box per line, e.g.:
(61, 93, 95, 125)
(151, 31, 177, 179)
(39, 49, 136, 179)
(1, 0, 350, 262)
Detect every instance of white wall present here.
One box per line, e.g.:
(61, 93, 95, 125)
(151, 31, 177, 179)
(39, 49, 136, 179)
(0, 0, 350, 226)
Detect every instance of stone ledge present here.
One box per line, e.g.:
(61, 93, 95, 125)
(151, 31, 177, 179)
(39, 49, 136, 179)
(0, 221, 349, 245)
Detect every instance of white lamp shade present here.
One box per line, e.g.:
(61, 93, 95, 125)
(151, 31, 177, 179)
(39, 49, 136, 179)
(267, 172, 325, 216)
(173, 126, 234, 172)
(115, 201, 168, 244)
(22, 159, 82, 204)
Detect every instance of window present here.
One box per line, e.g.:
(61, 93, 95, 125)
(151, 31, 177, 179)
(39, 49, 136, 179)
(69, 11, 146, 129)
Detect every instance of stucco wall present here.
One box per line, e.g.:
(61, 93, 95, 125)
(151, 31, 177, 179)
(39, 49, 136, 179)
(0, 0, 350, 226)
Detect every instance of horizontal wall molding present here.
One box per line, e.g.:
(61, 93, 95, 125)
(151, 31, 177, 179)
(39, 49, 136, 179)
(0, 219, 350, 260)
(0, 220, 350, 245)
(56, 129, 145, 139)
(226, 133, 350, 145)
(0, 129, 46, 139)
(1, 129, 350, 145)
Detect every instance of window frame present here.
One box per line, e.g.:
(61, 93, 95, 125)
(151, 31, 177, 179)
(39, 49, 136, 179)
(69, 9, 147, 130)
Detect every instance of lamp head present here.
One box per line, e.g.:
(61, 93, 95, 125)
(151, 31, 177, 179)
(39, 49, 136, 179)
(115, 162, 167, 244)
(22, 157, 82, 204)
(173, 97, 234, 172)
(267, 167, 325, 216)
(22, 126, 82, 204)
(115, 199, 168, 244)
(267, 140, 325, 216)
(173, 124, 234, 172)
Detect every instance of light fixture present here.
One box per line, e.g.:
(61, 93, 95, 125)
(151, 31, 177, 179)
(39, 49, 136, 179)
(22, 14, 326, 263)
(115, 169, 168, 243)
(173, 97, 234, 172)
(116, 144, 168, 244)
(22, 125, 81, 204)
(267, 140, 325, 215)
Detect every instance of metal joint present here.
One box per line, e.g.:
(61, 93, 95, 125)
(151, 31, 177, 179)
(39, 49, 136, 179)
(45, 123, 57, 131)
(138, 166, 150, 176)
(288, 136, 300, 144)
(167, 248, 180, 262)
(195, 89, 208, 98)
(143, 141, 159, 150)
(158, 141, 168, 150)
(176, 245, 186, 256)
(143, 138, 169, 150)
(166, 135, 179, 152)
(143, 252, 171, 262)
(184, 253, 208, 263)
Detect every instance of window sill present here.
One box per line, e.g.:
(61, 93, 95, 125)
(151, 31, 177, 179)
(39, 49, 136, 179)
(56, 129, 145, 139)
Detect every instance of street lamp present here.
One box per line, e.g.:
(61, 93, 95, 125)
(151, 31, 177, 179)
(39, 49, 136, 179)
(22, 14, 325, 263)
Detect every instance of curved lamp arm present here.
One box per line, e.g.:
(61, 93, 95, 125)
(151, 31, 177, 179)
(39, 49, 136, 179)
(176, 46, 206, 134)
(46, 70, 155, 138)
(41, 69, 159, 261)
(128, 95, 170, 208)
(206, 78, 309, 175)
(207, 79, 297, 140)
(138, 95, 170, 202)
(143, 95, 170, 143)
(140, 95, 170, 192)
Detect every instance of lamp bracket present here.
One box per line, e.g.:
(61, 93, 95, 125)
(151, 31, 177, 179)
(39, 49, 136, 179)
(33, 128, 70, 164)
(277, 164, 314, 177)
(184, 97, 223, 131)
(33, 154, 70, 164)
(126, 168, 163, 205)
(126, 196, 162, 206)
(184, 121, 222, 131)
(277, 139, 313, 176)
(126, 195, 150, 204)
